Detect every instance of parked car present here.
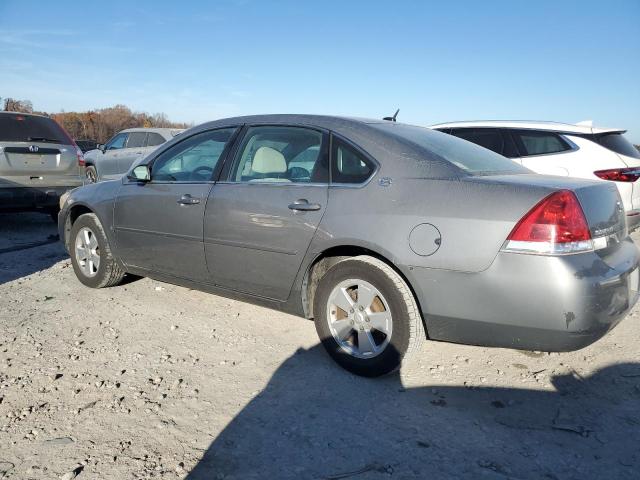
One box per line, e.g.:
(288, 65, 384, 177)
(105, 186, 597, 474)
(83, 128, 183, 183)
(58, 115, 639, 377)
(431, 121, 640, 230)
(0, 111, 84, 220)
(75, 139, 98, 153)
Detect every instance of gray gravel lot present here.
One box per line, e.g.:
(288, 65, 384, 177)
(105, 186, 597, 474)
(1, 212, 639, 479)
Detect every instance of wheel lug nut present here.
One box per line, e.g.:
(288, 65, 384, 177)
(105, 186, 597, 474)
(349, 308, 354, 313)
(359, 306, 364, 311)
(365, 318, 370, 322)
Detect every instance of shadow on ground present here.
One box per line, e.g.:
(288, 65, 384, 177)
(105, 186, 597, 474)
(0, 212, 67, 285)
(187, 345, 640, 480)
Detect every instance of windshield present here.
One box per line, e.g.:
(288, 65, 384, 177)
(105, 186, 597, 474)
(595, 133, 640, 159)
(0, 113, 73, 144)
(371, 123, 529, 175)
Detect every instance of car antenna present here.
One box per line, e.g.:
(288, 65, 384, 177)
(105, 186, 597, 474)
(383, 109, 400, 122)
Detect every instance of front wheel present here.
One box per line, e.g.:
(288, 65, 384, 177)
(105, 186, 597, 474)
(69, 213, 125, 288)
(313, 255, 425, 377)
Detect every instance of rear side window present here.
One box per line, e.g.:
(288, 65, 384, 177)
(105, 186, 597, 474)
(449, 128, 519, 158)
(0, 113, 72, 145)
(232, 126, 329, 183)
(147, 132, 166, 147)
(331, 138, 375, 184)
(512, 130, 572, 156)
(126, 132, 147, 148)
(594, 133, 640, 159)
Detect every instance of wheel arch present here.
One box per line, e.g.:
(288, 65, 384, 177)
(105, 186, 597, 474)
(62, 203, 96, 251)
(301, 245, 428, 338)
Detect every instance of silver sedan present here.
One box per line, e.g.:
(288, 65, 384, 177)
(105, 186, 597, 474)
(58, 115, 639, 377)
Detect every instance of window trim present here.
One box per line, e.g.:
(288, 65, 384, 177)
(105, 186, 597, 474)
(328, 132, 379, 188)
(218, 123, 331, 186)
(125, 126, 241, 185)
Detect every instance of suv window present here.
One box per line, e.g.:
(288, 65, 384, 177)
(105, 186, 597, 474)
(512, 130, 571, 156)
(151, 128, 236, 182)
(105, 133, 128, 150)
(594, 133, 640, 159)
(126, 132, 147, 148)
(331, 138, 375, 184)
(147, 132, 166, 147)
(0, 113, 72, 145)
(449, 128, 519, 158)
(370, 123, 529, 175)
(232, 126, 328, 183)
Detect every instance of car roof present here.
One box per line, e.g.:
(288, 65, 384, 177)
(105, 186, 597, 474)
(430, 120, 625, 135)
(119, 127, 184, 135)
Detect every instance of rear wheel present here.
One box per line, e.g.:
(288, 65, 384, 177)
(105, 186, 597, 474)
(313, 255, 424, 377)
(85, 165, 97, 183)
(69, 213, 125, 288)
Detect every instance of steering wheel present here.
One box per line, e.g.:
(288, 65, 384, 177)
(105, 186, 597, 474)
(191, 165, 213, 180)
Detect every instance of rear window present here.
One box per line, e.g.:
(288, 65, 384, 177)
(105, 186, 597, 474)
(595, 133, 640, 159)
(372, 123, 529, 175)
(147, 132, 166, 146)
(0, 113, 72, 145)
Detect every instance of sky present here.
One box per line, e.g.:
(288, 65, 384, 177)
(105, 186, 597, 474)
(1, 0, 639, 142)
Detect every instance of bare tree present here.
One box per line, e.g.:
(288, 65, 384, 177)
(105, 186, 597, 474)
(3, 98, 34, 113)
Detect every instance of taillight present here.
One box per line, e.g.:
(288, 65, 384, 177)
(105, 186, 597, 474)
(502, 190, 593, 255)
(76, 147, 85, 167)
(594, 168, 640, 182)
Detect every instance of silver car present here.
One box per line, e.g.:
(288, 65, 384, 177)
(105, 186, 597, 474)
(83, 127, 183, 183)
(58, 115, 639, 377)
(0, 111, 83, 220)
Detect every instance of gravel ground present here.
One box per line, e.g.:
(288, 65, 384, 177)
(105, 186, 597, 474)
(1, 212, 639, 480)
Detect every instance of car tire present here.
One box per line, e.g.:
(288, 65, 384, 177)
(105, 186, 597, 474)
(313, 255, 425, 377)
(69, 213, 125, 288)
(85, 165, 97, 183)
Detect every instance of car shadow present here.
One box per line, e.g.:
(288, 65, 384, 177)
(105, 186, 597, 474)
(0, 212, 68, 285)
(186, 344, 640, 480)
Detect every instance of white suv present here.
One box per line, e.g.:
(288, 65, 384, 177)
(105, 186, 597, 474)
(431, 121, 640, 230)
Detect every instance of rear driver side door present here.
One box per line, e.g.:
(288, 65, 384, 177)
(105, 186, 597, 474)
(204, 125, 329, 300)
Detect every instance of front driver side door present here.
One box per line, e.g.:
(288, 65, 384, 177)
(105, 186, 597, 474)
(113, 127, 238, 281)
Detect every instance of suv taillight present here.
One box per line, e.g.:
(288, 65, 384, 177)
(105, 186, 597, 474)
(594, 168, 640, 182)
(502, 190, 593, 255)
(76, 147, 85, 167)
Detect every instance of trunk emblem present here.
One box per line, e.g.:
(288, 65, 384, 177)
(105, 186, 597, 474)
(28, 145, 39, 153)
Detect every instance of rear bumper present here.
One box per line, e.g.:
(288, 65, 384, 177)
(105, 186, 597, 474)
(0, 186, 75, 212)
(406, 239, 640, 352)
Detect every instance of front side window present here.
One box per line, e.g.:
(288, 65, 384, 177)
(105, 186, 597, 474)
(106, 133, 128, 150)
(331, 138, 375, 184)
(512, 130, 571, 156)
(147, 132, 166, 147)
(232, 126, 328, 183)
(151, 128, 236, 182)
(126, 132, 147, 148)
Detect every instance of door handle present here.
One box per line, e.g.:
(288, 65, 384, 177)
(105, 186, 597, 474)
(177, 194, 200, 205)
(288, 199, 321, 211)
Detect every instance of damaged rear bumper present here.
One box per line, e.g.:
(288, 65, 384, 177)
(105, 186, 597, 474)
(405, 238, 640, 352)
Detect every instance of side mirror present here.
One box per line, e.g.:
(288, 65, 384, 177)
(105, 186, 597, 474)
(97, 144, 105, 152)
(128, 165, 151, 182)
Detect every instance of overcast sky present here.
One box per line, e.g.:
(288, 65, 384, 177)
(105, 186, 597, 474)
(1, 0, 639, 142)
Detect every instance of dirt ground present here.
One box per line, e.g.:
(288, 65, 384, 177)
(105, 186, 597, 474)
(1, 212, 639, 480)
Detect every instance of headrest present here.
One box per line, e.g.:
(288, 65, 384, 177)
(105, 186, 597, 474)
(252, 146, 286, 174)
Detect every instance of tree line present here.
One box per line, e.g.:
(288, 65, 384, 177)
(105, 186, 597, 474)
(2, 97, 190, 144)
